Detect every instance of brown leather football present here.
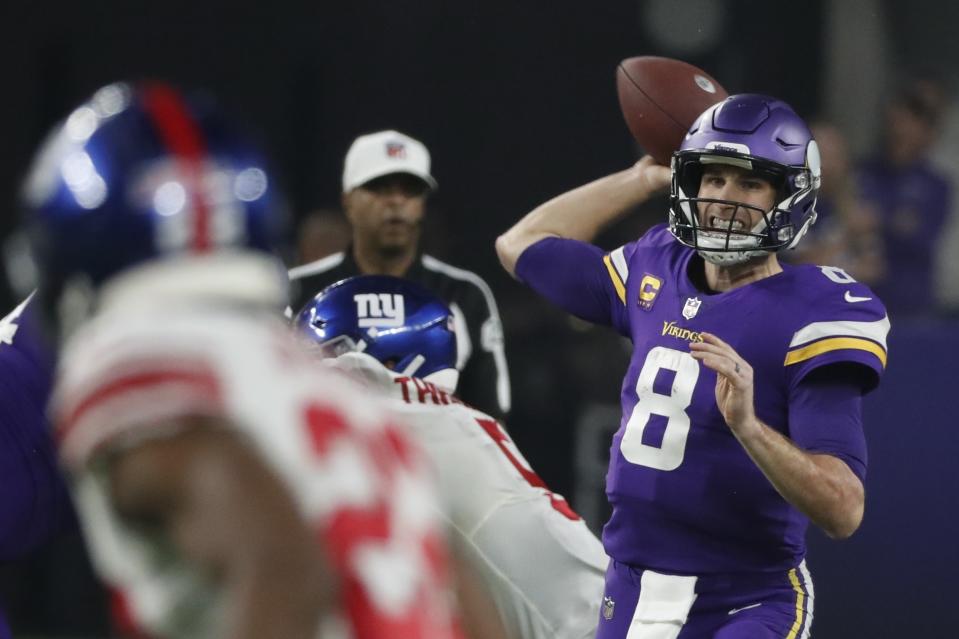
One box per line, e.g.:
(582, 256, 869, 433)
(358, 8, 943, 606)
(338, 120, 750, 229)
(616, 56, 728, 165)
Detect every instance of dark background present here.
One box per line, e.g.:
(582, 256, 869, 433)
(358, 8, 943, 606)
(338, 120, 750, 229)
(0, 0, 826, 267)
(0, 1, 956, 637)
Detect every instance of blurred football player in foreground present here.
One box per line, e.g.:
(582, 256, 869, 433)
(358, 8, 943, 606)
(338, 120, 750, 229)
(295, 275, 609, 639)
(22, 82, 464, 639)
(497, 94, 889, 638)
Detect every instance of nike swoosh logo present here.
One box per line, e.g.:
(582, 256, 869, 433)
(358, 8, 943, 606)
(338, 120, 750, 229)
(844, 291, 873, 303)
(728, 603, 763, 615)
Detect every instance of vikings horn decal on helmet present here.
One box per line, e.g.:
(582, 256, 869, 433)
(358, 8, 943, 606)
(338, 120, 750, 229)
(21, 82, 288, 335)
(295, 275, 459, 390)
(668, 93, 821, 265)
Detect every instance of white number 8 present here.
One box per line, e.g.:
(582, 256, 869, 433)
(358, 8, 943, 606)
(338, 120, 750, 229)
(621, 346, 700, 471)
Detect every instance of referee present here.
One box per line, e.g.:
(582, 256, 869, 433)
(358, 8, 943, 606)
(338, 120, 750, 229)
(289, 130, 511, 421)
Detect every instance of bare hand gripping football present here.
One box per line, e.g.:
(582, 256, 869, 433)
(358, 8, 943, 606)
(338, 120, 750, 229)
(616, 56, 728, 165)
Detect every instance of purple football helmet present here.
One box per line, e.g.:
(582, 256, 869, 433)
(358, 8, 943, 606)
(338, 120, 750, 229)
(668, 94, 821, 265)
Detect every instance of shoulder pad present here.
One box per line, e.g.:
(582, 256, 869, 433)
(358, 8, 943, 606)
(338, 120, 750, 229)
(603, 224, 675, 304)
(783, 265, 890, 390)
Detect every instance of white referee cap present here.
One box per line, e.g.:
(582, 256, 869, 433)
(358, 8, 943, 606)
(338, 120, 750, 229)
(342, 130, 437, 192)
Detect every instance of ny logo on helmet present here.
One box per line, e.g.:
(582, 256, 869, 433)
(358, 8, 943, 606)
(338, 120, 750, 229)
(354, 293, 405, 328)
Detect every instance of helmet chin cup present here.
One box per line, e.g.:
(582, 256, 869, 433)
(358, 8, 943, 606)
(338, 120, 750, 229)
(683, 201, 769, 266)
(697, 247, 768, 265)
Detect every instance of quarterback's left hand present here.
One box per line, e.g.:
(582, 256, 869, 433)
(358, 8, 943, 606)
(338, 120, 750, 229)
(689, 333, 760, 439)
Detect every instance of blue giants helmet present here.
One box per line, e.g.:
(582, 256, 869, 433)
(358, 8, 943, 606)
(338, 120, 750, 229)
(668, 94, 821, 265)
(295, 275, 459, 390)
(21, 82, 288, 334)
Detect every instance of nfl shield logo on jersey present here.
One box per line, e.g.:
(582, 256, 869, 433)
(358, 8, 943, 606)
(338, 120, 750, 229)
(602, 595, 615, 620)
(682, 297, 702, 320)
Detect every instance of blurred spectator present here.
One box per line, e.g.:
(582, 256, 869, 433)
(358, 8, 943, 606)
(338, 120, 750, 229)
(929, 83, 959, 315)
(855, 78, 953, 317)
(294, 208, 351, 266)
(786, 121, 883, 283)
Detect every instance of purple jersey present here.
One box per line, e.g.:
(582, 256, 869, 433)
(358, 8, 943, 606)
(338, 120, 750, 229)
(517, 225, 888, 575)
(0, 295, 70, 560)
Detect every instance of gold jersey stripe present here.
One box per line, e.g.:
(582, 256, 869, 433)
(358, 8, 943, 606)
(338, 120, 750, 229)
(785, 568, 806, 639)
(603, 254, 626, 305)
(784, 336, 887, 368)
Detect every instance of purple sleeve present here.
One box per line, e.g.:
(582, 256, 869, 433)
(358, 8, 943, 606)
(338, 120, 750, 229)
(515, 237, 629, 334)
(788, 367, 867, 483)
(783, 271, 889, 395)
(0, 355, 71, 559)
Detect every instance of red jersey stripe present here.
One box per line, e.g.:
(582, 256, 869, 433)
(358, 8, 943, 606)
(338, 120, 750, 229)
(58, 367, 222, 445)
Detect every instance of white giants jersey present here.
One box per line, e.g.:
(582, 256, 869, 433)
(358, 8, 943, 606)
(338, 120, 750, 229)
(330, 352, 609, 639)
(52, 308, 458, 639)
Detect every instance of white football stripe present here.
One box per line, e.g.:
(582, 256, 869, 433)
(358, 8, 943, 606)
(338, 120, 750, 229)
(626, 570, 697, 639)
(789, 316, 890, 350)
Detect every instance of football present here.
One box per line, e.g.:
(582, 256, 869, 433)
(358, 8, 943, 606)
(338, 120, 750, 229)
(616, 56, 728, 165)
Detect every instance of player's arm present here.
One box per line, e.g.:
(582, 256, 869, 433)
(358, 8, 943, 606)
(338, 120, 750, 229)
(734, 421, 863, 540)
(495, 156, 670, 277)
(108, 417, 333, 639)
(690, 334, 865, 539)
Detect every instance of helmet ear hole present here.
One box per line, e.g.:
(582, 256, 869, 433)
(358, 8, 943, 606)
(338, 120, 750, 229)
(383, 358, 399, 371)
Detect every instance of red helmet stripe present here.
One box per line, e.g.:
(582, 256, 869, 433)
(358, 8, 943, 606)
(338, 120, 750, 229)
(141, 84, 212, 253)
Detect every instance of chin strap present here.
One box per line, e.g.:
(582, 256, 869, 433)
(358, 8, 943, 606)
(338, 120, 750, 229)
(698, 248, 770, 265)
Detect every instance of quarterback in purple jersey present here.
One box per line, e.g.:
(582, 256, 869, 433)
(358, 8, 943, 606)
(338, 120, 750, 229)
(497, 94, 889, 638)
